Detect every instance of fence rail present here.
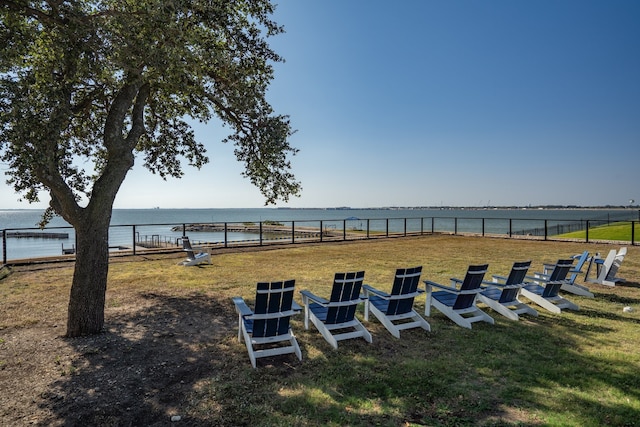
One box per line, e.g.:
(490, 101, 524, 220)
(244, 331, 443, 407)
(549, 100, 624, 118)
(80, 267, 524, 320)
(2, 216, 638, 265)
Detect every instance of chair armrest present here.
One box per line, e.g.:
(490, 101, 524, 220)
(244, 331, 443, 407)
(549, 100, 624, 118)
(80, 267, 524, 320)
(482, 279, 507, 288)
(231, 297, 253, 317)
(292, 301, 302, 312)
(527, 274, 549, 283)
(249, 309, 300, 320)
(458, 288, 484, 295)
(542, 263, 555, 275)
(363, 284, 390, 298)
(384, 290, 424, 300)
(482, 280, 521, 290)
(486, 275, 510, 287)
(424, 280, 458, 293)
(299, 290, 329, 305)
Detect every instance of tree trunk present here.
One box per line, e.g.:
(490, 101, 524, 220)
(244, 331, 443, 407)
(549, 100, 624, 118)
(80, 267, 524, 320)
(66, 214, 111, 337)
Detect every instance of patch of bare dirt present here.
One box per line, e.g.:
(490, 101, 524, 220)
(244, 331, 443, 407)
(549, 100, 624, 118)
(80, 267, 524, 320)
(0, 291, 235, 426)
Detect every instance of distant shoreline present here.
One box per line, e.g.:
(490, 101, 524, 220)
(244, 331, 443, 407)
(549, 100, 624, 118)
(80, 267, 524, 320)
(276, 206, 638, 211)
(2, 205, 638, 212)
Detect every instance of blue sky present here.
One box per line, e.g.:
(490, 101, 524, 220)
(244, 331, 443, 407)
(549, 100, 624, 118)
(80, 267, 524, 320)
(1, 0, 639, 209)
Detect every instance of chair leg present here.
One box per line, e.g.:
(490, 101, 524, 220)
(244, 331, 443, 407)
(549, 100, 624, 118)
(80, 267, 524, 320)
(411, 311, 432, 332)
(368, 304, 401, 338)
(520, 289, 562, 314)
(560, 283, 595, 298)
(237, 314, 244, 342)
(557, 298, 580, 311)
(309, 313, 339, 349)
(241, 327, 257, 369)
(355, 321, 373, 343)
(477, 295, 520, 321)
(475, 308, 495, 325)
(290, 334, 303, 362)
(424, 291, 433, 317)
(430, 300, 473, 329)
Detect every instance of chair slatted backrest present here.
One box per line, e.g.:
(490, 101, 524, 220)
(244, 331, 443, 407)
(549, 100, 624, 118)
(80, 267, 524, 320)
(568, 251, 589, 284)
(606, 247, 627, 281)
(326, 271, 365, 325)
(386, 266, 423, 316)
(182, 236, 196, 259)
(453, 264, 488, 309)
(499, 261, 531, 303)
(252, 280, 296, 338)
(542, 259, 574, 298)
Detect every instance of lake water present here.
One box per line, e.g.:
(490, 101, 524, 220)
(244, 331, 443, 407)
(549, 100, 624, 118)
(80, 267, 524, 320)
(1, 207, 637, 261)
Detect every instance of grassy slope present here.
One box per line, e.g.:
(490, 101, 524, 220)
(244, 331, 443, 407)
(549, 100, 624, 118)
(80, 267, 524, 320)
(559, 221, 640, 242)
(1, 236, 639, 426)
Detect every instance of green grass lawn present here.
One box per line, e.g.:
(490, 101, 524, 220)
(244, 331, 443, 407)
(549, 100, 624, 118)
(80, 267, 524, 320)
(560, 221, 640, 242)
(2, 236, 639, 426)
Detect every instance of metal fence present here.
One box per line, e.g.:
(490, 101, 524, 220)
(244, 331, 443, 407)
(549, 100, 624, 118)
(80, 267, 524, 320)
(2, 216, 638, 264)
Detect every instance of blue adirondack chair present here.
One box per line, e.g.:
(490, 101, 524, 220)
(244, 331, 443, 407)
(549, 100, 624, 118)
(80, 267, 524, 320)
(363, 266, 430, 338)
(300, 271, 372, 349)
(178, 236, 211, 266)
(540, 251, 595, 298)
(520, 259, 579, 313)
(477, 261, 538, 321)
(425, 264, 495, 329)
(585, 247, 627, 287)
(232, 280, 302, 368)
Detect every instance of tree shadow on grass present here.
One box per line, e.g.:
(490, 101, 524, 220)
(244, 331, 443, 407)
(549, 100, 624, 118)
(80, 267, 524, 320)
(479, 316, 640, 426)
(39, 292, 237, 426)
(36, 290, 640, 426)
(616, 280, 640, 289)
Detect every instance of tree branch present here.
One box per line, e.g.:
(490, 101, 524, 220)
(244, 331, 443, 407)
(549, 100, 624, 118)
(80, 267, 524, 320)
(103, 78, 143, 151)
(0, 0, 58, 25)
(126, 83, 150, 149)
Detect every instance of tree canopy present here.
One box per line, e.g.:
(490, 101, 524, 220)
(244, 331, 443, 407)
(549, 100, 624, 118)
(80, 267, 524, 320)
(1, 0, 300, 219)
(0, 0, 300, 336)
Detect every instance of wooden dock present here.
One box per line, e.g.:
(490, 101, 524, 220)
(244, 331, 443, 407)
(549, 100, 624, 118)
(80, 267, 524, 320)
(172, 223, 324, 237)
(7, 231, 69, 239)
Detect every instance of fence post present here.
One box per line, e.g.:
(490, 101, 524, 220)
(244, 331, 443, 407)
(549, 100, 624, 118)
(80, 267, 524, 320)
(343, 220, 346, 240)
(544, 220, 548, 241)
(585, 220, 589, 243)
(431, 217, 434, 233)
(2, 229, 6, 265)
(404, 218, 407, 236)
(482, 218, 485, 236)
(509, 219, 513, 238)
(386, 219, 389, 237)
(454, 218, 458, 235)
(420, 217, 424, 235)
(132, 225, 136, 255)
(320, 220, 323, 242)
(631, 221, 634, 245)
(224, 223, 228, 248)
(259, 222, 263, 246)
(292, 221, 296, 244)
(366, 219, 370, 239)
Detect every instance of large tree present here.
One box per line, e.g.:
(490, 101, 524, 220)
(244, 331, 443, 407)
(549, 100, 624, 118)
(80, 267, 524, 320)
(0, 0, 300, 337)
